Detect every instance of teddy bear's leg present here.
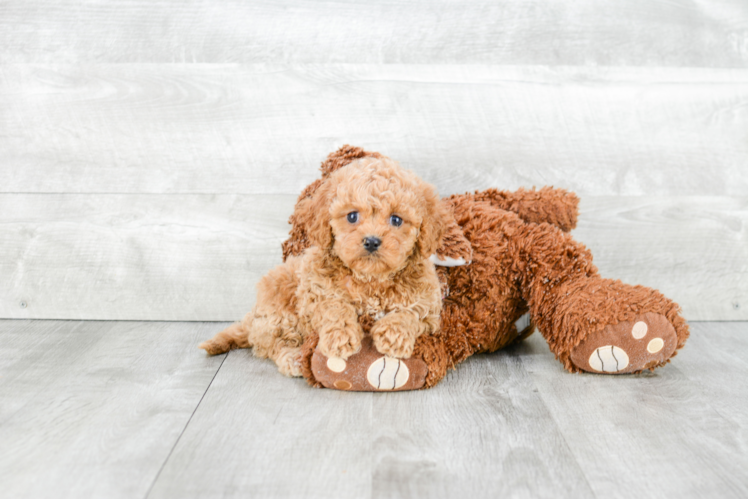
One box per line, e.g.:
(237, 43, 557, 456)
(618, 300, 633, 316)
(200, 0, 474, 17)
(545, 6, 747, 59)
(299, 334, 439, 391)
(299, 327, 450, 391)
(566, 306, 683, 374)
(511, 220, 689, 374)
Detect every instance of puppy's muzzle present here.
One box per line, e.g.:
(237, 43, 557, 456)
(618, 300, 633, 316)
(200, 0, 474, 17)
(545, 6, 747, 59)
(363, 236, 381, 253)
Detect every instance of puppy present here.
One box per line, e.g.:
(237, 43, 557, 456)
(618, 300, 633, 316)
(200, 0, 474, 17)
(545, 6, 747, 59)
(199, 157, 450, 376)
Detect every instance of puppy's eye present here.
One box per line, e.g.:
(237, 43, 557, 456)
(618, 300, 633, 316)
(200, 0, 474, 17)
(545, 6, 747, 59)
(389, 215, 403, 227)
(347, 211, 359, 224)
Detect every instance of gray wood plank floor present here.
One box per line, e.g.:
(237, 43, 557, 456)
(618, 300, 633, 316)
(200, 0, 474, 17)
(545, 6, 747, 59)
(1, 320, 746, 498)
(0, 320, 227, 498)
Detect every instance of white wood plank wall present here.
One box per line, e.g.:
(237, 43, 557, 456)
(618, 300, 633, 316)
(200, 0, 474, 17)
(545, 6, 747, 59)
(1, 1, 746, 321)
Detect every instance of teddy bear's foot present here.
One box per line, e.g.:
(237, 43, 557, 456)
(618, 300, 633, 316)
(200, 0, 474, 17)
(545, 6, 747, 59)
(569, 312, 678, 374)
(311, 336, 428, 391)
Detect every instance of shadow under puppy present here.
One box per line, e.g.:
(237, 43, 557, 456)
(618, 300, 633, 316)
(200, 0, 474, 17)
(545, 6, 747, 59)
(199, 157, 450, 376)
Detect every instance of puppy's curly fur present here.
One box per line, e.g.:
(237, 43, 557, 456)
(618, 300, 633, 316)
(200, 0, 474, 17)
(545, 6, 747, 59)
(199, 157, 451, 376)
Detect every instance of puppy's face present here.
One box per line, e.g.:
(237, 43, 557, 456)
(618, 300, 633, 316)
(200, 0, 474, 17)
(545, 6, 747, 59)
(329, 171, 420, 277)
(301, 157, 448, 278)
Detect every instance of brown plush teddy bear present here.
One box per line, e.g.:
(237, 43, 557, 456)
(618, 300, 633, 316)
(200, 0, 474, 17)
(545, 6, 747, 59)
(282, 146, 690, 391)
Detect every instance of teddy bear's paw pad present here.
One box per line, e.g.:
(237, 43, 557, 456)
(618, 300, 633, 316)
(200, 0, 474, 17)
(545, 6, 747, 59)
(367, 356, 409, 390)
(588, 345, 629, 372)
(311, 336, 427, 391)
(326, 356, 347, 372)
(570, 312, 677, 374)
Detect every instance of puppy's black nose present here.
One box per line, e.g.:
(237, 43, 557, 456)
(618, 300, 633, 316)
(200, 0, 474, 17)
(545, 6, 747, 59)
(363, 236, 381, 253)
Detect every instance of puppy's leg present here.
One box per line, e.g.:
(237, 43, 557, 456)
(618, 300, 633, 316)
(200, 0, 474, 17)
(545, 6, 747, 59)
(200, 312, 304, 377)
(298, 270, 364, 360)
(199, 316, 251, 355)
(310, 300, 364, 360)
(248, 312, 304, 377)
(199, 256, 305, 377)
(371, 311, 424, 359)
(274, 345, 304, 378)
(370, 267, 442, 359)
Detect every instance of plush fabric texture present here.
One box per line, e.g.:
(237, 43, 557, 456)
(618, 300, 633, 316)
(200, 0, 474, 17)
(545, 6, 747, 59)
(285, 146, 689, 389)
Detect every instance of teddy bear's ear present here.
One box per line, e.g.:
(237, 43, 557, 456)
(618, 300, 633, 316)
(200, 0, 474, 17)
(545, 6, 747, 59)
(293, 176, 335, 251)
(415, 180, 453, 260)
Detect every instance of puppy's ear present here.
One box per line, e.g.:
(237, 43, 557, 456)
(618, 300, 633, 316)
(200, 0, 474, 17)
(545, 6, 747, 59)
(416, 180, 452, 259)
(294, 177, 335, 250)
(320, 145, 383, 177)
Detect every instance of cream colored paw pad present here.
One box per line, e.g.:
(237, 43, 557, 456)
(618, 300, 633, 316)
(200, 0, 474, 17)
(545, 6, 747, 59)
(326, 357, 347, 373)
(647, 338, 664, 353)
(367, 356, 409, 390)
(588, 345, 630, 372)
(632, 321, 648, 339)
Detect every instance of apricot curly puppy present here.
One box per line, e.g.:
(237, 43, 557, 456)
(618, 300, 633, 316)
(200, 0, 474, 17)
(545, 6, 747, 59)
(199, 157, 450, 376)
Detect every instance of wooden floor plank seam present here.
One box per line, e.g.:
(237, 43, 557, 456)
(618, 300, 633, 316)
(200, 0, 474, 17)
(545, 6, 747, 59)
(517, 354, 598, 497)
(144, 350, 229, 499)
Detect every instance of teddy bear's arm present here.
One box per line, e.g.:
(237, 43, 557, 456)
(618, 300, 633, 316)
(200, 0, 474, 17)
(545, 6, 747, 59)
(433, 186, 578, 266)
(468, 186, 580, 232)
(432, 210, 473, 264)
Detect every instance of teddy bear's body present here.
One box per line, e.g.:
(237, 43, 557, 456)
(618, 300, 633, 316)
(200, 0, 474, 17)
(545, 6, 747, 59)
(286, 146, 689, 390)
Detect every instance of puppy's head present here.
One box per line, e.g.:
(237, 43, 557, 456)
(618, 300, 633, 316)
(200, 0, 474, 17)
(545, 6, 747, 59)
(299, 157, 449, 278)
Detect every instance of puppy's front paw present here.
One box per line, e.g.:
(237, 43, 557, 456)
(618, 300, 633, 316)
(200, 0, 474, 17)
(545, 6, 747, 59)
(371, 319, 418, 359)
(318, 326, 363, 360)
(276, 347, 303, 377)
